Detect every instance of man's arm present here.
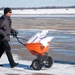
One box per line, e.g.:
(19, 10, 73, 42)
(0, 18, 7, 36)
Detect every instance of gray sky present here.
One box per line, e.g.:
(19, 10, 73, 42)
(0, 0, 75, 7)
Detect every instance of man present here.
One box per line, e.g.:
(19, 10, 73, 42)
(0, 8, 19, 68)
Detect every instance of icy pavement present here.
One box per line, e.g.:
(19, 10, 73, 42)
(0, 54, 75, 75)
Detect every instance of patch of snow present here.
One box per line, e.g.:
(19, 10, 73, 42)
(0, 54, 75, 75)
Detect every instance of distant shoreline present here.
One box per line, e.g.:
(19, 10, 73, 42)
(0, 6, 75, 9)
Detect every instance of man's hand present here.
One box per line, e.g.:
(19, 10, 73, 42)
(11, 29, 18, 37)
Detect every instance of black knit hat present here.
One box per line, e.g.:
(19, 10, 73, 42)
(4, 8, 11, 14)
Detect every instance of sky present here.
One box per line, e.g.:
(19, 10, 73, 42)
(0, 0, 75, 8)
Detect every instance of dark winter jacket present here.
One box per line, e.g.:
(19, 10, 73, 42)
(0, 15, 15, 41)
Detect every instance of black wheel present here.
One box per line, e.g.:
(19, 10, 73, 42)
(44, 56, 53, 68)
(31, 59, 43, 70)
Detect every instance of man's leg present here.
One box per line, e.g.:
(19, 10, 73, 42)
(0, 36, 5, 58)
(0, 43, 4, 66)
(0, 43, 5, 58)
(1, 41, 18, 67)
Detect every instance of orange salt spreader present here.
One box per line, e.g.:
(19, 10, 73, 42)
(16, 30, 54, 70)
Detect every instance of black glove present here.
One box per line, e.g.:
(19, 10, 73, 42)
(11, 29, 18, 37)
(1, 35, 10, 41)
(0, 34, 10, 41)
(0, 34, 4, 41)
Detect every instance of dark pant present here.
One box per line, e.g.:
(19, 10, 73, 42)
(0, 41, 15, 66)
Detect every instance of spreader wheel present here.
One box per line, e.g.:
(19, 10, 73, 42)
(31, 59, 43, 70)
(45, 56, 53, 68)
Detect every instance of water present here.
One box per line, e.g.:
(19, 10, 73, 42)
(17, 29, 75, 58)
(10, 16, 75, 62)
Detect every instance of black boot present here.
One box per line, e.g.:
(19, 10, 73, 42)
(0, 64, 3, 67)
(11, 63, 19, 68)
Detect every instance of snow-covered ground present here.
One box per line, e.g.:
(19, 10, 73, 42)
(0, 8, 75, 15)
(0, 54, 75, 75)
(12, 8, 75, 15)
